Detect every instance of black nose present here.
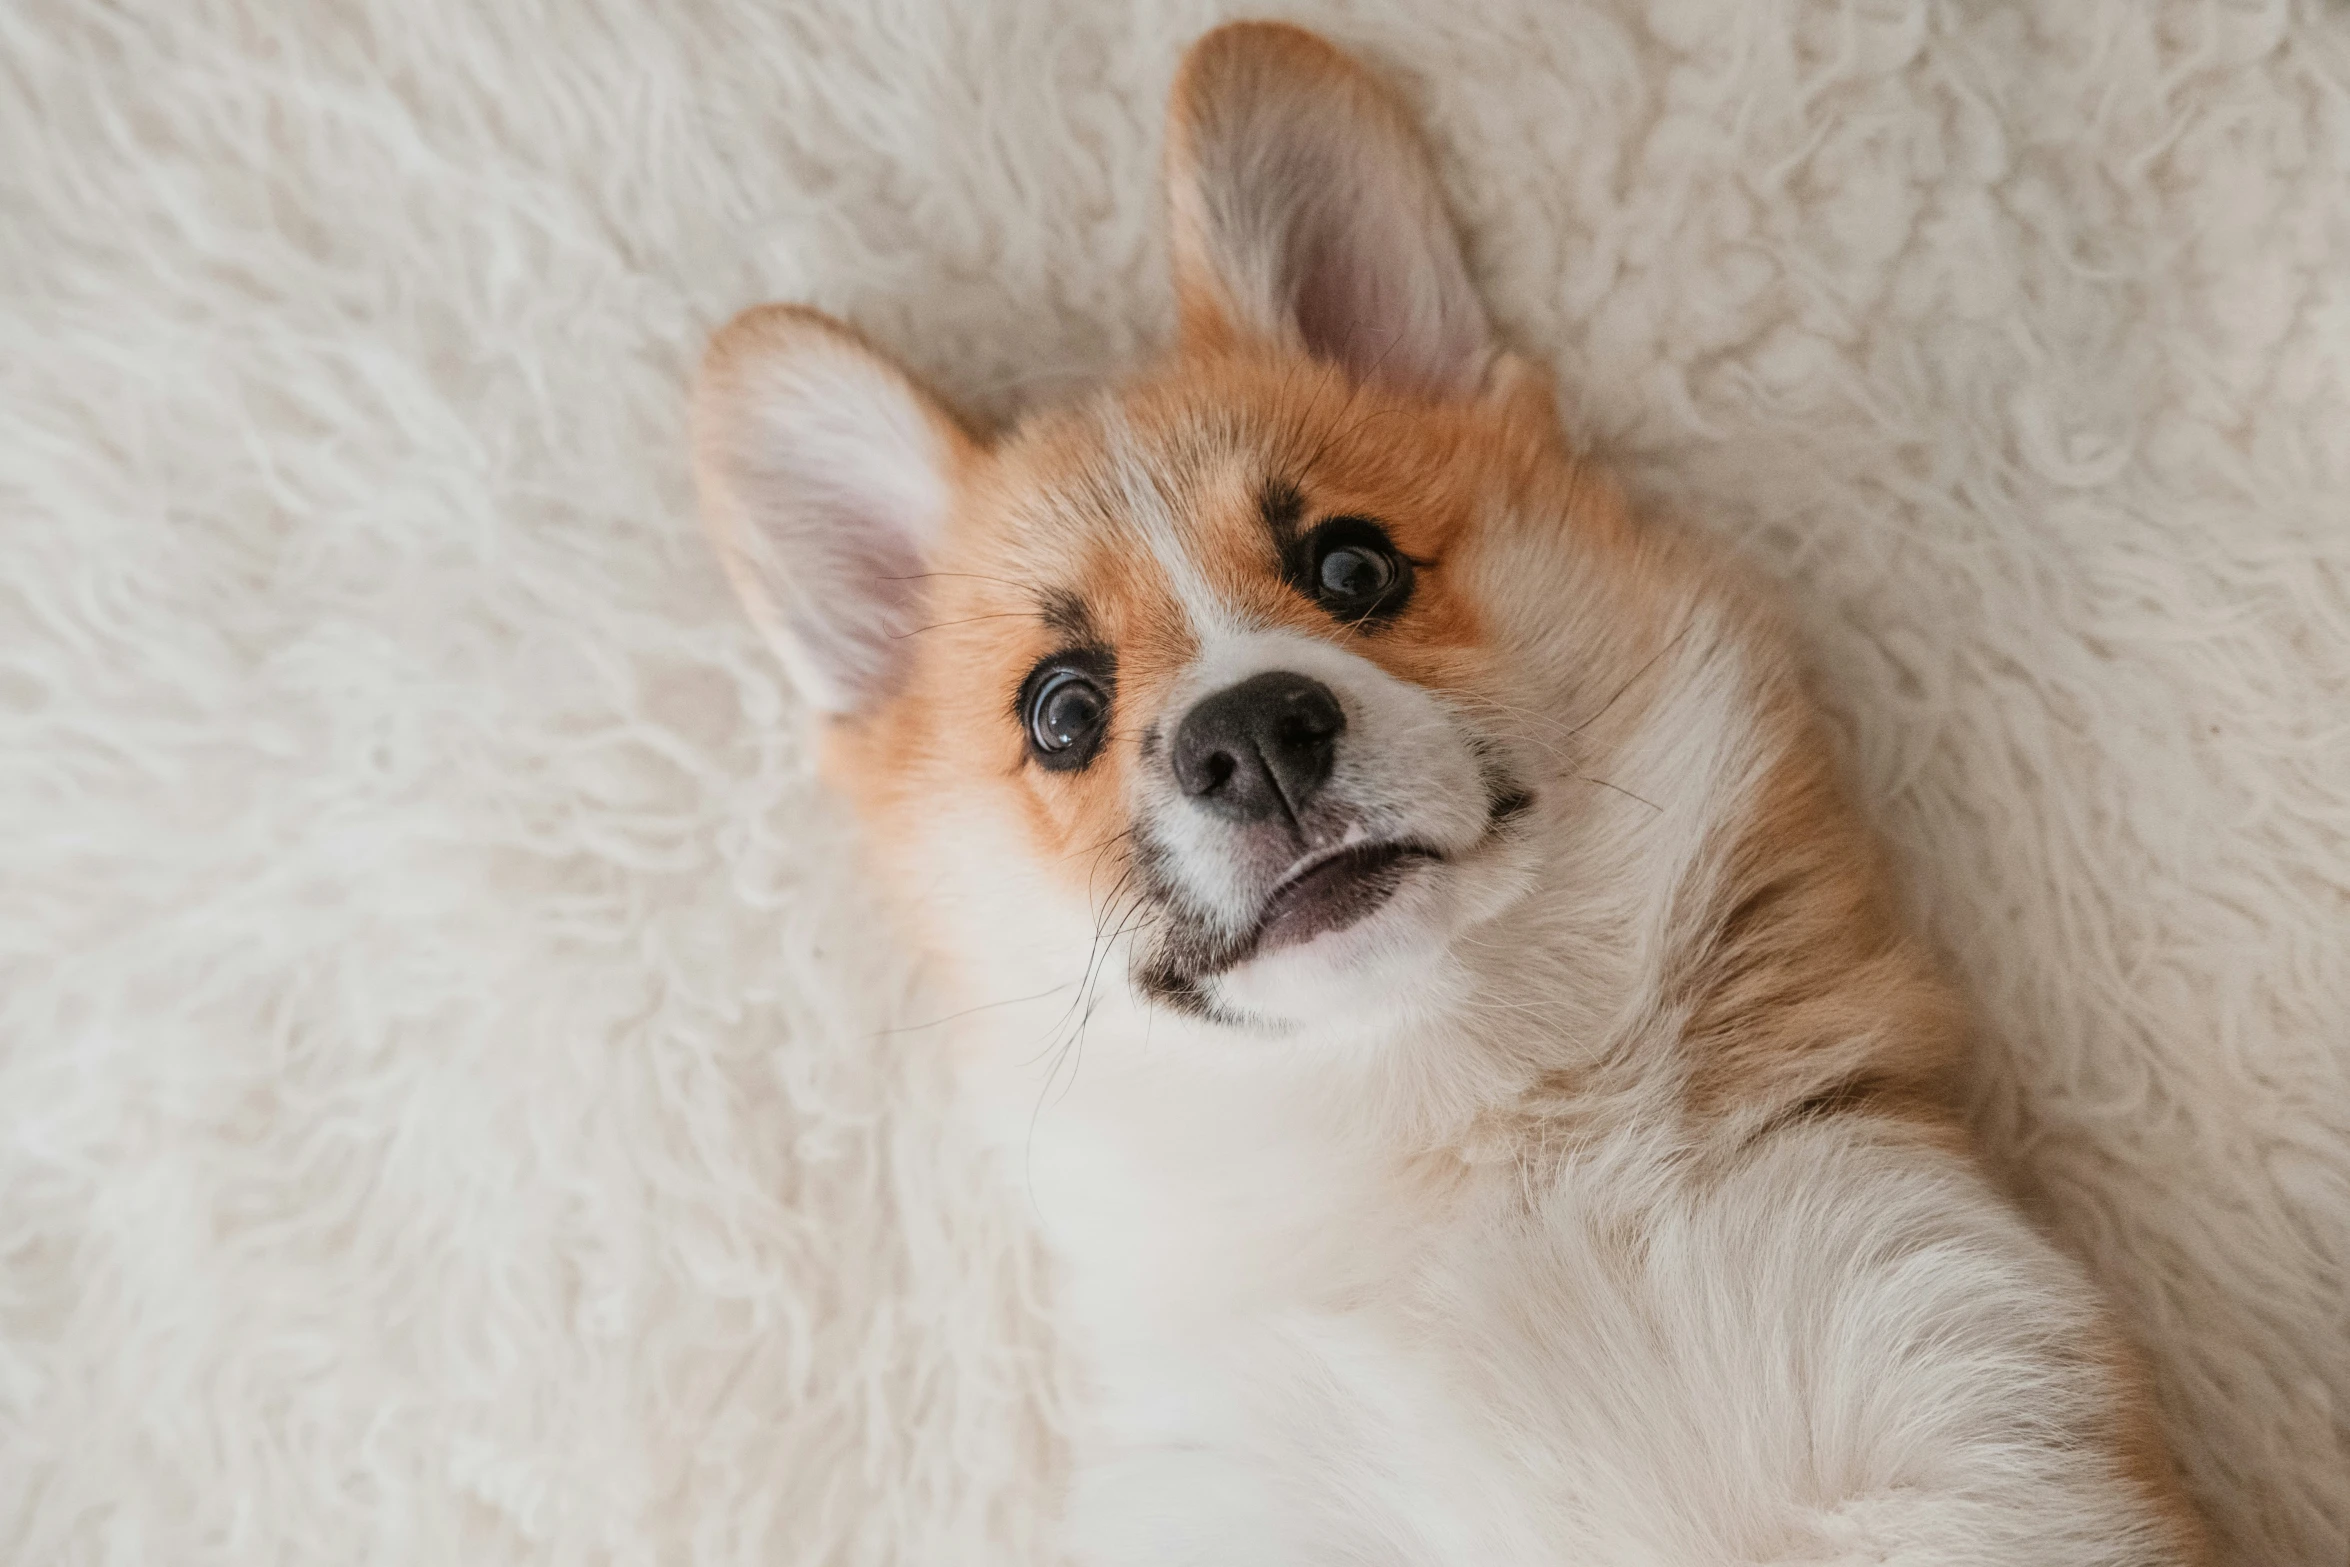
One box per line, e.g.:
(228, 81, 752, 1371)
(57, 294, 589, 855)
(1172, 671, 1346, 824)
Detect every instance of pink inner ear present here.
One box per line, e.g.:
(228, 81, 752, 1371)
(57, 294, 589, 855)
(1291, 234, 1374, 375)
(1291, 226, 1479, 400)
(1167, 27, 1495, 402)
(778, 500, 929, 713)
(1293, 232, 1412, 390)
(1242, 126, 1487, 401)
(697, 309, 966, 716)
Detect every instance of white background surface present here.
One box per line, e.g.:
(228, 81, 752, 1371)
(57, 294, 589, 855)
(4, 1, 2345, 1561)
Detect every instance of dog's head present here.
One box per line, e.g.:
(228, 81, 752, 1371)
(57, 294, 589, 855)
(694, 25, 1719, 1041)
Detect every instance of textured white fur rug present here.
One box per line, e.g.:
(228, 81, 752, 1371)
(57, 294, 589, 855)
(5, 1, 2346, 1562)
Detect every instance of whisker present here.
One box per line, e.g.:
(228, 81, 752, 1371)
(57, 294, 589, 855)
(877, 570, 1037, 592)
(873, 981, 1079, 1037)
(1048, 888, 1161, 1107)
(889, 611, 1040, 639)
(1023, 861, 1141, 1067)
(1574, 775, 1663, 814)
(1083, 828, 1137, 909)
(1056, 824, 1137, 863)
(1440, 690, 1592, 758)
(1566, 622, 1697, 737)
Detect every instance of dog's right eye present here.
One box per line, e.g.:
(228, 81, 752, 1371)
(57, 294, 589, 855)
(1289, 516, 1415, 626)
(1020, 654, 1114, 771)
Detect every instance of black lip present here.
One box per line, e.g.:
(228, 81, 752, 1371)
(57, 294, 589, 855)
(1245, 841, 1436, 961)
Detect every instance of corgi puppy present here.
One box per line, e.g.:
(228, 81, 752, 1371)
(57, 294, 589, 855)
(693, 23, 2205, 1566)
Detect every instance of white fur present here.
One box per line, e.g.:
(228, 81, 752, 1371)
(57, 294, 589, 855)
(4, 2, 2347, 1564)
(1102, 407, 1247, 641)
(698, 322, 962, 712)
(919, 566, 2171, 1563)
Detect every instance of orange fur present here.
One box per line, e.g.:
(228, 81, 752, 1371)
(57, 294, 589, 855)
(826, 353, 1524, 864)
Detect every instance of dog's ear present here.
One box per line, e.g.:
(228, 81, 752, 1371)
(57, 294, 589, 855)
(1166, 23, 1494, 400)
(691, 305, 976, 715)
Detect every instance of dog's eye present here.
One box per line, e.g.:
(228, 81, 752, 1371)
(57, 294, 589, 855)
(1300, 518, 1413, 624)
(1034, 674, 1104, 751)
(1318, 544, 1395, 602)
(1021, 659, 1112, 770)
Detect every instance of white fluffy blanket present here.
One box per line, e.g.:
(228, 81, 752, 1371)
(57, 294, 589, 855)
(5, 1, 2345, 1561)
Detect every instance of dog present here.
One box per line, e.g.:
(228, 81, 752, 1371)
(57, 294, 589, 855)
(691, 22, 2206, 1565)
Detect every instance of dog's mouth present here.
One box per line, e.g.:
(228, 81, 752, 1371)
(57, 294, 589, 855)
(1247, 840, 1439, 961)
(1132, 779, 1527, 1018)
(1132, 837, 1442, 1015)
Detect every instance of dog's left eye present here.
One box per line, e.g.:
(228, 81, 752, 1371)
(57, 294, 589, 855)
(1318, 543, 1395, 602)
(1300, 518, 1413, 624)
(1020, 655, 1114, 771)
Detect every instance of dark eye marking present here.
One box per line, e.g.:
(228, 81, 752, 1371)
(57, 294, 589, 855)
(1284, 515, 1415, 626)
(1038, 589, 1095, 643)
(1015, 646, 1115, 772)
(1259, 479, 1307, 552)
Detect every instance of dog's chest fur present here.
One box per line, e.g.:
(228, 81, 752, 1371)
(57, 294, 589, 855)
(954, 999, 2128, 1566)
(960, 1024, 1551, 1561)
